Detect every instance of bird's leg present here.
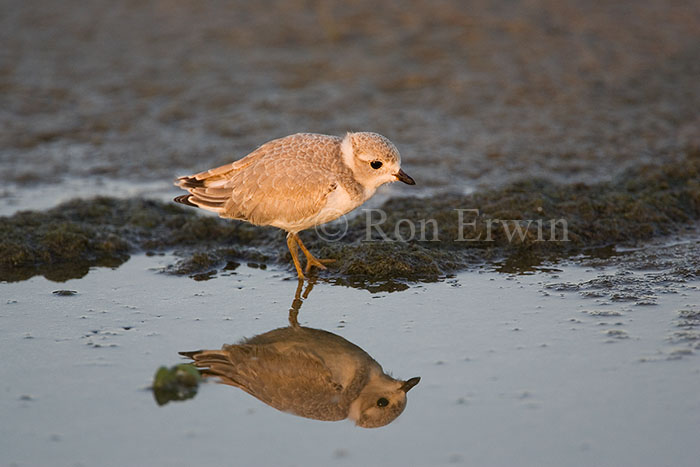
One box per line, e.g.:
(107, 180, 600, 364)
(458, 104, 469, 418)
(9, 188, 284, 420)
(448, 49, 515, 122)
(286, 233, 305, 279)
(288, 278, 304, 327)
(288, 277, 315, 328)
(293, 234, 336, 274)
(302, 277, 316, 299)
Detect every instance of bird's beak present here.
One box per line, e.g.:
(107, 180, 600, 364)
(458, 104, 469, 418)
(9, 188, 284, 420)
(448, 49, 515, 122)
(400, 377, 421, 393)
(394, 168, 416, 185)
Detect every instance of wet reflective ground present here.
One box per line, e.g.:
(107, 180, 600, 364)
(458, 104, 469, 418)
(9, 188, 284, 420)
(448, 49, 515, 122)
(2, 0, 699, 193)
(2, 253, 699, 466)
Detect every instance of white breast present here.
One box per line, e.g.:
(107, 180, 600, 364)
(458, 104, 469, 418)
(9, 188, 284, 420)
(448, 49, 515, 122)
(270, 184, 361, 233)
(313, 184, 361, 226)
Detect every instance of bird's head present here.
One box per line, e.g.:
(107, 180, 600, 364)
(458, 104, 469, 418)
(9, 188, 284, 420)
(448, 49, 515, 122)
(341, 132, 415, 194)
(349, 376, 420, 428)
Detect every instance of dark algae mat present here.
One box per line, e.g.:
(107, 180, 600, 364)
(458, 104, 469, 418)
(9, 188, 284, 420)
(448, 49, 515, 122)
(3, 150, 698, 287)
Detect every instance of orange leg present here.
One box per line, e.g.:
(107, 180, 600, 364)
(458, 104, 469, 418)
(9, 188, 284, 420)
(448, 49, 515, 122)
(286, 233, 305, 278)
(292, 233, 336, 274)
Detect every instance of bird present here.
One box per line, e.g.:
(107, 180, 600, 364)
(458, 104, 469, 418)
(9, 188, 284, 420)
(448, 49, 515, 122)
(180, 323, 420, 428)
(173, 132, 415, 278)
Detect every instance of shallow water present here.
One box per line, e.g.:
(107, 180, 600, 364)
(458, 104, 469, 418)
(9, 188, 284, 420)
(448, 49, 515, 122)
(2, 254, 698, 467)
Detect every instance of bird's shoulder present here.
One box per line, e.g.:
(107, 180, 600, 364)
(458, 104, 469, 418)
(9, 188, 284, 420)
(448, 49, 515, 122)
(183, 133, 343, 185)
(254, 133, 342, 159)
(244, 133, 345, 182)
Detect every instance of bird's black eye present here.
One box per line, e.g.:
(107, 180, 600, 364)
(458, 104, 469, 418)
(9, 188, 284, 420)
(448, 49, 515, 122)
(376, 397, 389, 407)
(370, 160, 383, 170)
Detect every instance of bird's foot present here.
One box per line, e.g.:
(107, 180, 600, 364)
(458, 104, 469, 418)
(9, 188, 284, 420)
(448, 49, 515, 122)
(304, 257, 336, 273)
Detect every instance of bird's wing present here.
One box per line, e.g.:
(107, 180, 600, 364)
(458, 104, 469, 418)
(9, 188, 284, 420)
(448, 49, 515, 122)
(174, 134, 344, 227)
(186, 345, 351, 421)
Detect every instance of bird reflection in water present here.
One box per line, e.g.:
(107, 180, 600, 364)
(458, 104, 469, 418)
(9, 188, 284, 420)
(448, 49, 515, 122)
(180, 279, 420, 428)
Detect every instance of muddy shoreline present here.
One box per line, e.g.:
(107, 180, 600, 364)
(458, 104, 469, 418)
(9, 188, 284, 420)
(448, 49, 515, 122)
(3, 150, 698, 287)
(3, 0, 699, 194)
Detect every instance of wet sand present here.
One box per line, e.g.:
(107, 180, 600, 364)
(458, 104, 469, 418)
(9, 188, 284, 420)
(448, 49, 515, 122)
(1, 0, 699, 192)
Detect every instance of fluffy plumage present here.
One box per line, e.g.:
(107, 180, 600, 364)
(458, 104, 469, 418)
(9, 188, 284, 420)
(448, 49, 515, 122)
(174, 132, 415, 278)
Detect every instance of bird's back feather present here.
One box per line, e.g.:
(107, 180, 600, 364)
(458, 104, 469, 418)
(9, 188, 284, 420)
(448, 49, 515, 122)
(174, 133, 360, 231)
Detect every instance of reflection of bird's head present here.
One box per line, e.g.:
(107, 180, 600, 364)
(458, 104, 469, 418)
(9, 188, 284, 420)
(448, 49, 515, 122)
(349, 376, 420, 428)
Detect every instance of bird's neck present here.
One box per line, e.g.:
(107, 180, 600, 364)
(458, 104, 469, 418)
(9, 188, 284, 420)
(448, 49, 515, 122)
(340, 133, 355, 172)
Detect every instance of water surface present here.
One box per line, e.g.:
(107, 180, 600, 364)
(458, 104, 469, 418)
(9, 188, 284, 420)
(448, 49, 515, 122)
(2, 255, 698, 466)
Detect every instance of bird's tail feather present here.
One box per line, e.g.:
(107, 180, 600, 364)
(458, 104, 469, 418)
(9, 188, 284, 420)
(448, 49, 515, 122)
(179, 350, 244, 386)
(173, 175, 231, 213)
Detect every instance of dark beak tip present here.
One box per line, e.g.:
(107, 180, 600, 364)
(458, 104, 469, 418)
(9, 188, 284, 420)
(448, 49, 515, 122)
(396, 169, 416, 185)
(402, 376, 421, 393)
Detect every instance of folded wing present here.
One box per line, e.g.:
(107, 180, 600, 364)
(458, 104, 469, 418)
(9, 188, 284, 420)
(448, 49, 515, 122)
(174, 134, 343, 230)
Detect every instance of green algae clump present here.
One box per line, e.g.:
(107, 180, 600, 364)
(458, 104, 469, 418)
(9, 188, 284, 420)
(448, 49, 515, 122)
(152, 364, 202, 406)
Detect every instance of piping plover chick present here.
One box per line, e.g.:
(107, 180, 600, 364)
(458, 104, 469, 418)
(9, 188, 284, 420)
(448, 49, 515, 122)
(174, 132, 415, 278)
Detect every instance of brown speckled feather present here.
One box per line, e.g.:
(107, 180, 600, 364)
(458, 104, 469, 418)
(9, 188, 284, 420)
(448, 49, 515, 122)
(176, 133, 356, 231)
